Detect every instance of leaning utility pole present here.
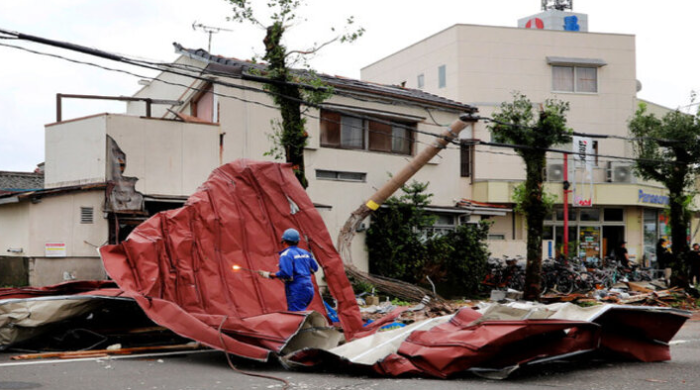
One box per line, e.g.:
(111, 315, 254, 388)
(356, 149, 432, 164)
(336, 114, 478, 303)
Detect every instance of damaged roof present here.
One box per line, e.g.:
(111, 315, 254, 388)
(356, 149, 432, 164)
(173, 43, 476, 113)
(0, 171, 44, 194)
(0, 182, 106, 205)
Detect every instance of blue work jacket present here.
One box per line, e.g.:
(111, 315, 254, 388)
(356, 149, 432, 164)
(275, 245, 319, 311)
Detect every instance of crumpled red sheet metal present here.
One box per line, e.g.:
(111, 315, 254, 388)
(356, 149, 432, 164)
(285, 304, 691, 378)
(98, 160, 364, 361)
(0, 281, 120, 300)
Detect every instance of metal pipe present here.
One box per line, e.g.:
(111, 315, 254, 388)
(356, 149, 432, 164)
(55, 94, 183, 122)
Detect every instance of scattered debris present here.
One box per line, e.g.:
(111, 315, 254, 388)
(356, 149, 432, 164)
(11, 342, 202, 360)
(0, 161, 696, 381)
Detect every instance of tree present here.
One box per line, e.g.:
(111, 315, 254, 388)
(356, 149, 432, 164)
(629, 102, 700, 290)
(489, 93, 572, 300)
(366, 181, 491, 297)
(226, 0, 363, 188)
(367, 181, 436, 283)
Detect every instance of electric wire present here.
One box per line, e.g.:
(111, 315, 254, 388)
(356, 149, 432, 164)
(217, 316, 290, 390)
(0, 33, 692, 168)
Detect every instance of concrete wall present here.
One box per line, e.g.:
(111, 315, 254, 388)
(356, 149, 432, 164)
(0, 190, 109, 286)
(0, 201, 30, 258)
(106, 115, 221, 196)
(25, 191, 107, 258)
(29, 257, 107, 286)
(45, 115, 107, 188)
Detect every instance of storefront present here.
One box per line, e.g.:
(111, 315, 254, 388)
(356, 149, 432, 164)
(543, 207, 626, 262)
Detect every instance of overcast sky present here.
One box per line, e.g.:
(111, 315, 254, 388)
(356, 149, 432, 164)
(1, 0, 698, 172)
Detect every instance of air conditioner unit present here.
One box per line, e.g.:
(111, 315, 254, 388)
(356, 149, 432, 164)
(607, 161, 635, 183)
(546, 163, 564, 182)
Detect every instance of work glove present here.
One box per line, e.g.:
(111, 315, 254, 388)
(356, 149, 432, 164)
(257, 270, 271, 279)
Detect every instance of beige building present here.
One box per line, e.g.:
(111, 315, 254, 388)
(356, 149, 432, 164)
(1, 46, 493, 286)
(2, 8, 695, 286)
(361, 9, 696, 265)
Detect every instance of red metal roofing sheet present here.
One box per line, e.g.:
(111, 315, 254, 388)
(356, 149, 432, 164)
(98, 160, 364, 360)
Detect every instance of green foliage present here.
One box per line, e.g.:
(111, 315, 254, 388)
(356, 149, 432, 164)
(439, 221, 492, 297)
(225, 0, 362, 188)
(366, 181, 491, 297)
(511, 182, 557, 216)
(366, 181, 435, 283)
(629, 101, 700, 287)
(350, 277, 375, 295)
(488, 92, 572, 300)
(390, 298, 412, 306)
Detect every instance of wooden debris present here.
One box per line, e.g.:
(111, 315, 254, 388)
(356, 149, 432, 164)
(11, 342, 202, 361)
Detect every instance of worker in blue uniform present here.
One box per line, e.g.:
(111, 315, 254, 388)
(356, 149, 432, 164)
(257, 228, 319, 311)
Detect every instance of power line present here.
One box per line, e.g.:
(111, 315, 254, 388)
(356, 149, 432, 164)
(0, 31, 690, 168)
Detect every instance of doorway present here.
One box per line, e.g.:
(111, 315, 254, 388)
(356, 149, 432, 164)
(602, 225, 625, 260)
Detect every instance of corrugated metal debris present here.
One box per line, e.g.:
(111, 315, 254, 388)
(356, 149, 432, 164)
(0, 161, 693, 380)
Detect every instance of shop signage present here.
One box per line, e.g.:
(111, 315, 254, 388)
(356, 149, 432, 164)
(638, 190, 669, 205)
(572, 136, 594, 207)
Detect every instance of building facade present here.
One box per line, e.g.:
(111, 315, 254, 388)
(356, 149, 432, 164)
(361, 10, 697, 265)
(1, 48, 493, 286)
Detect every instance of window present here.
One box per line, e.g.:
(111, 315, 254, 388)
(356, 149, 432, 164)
(320, 110, 414, 155)
(438, 65, 446, 88)
(417, 74, 425, 89)
(316, 169, 366, 182)
(579, 208, 600, 222)
(80, 207, 94, 224)
(424, 214, 457, 237)
(555, 208, 577, 222)
(488, 234, 506, 240)
(604, 208, 624, 222)
(460, 142, 472, 177)
(552, 66, 597, 93)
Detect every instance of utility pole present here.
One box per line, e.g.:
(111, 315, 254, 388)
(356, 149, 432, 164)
(192, 21, 234, 53)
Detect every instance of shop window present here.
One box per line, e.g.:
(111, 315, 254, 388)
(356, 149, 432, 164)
(320, 110, 414, 155)
(543, 225, 554, 240)
(555, 208, 577, 222)
(552, 66, 597, 93)
(604, 208, 624, 222)
(579, 208, 600, 222)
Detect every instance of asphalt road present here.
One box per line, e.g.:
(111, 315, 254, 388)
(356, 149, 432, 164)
(1, 314, 698, 390)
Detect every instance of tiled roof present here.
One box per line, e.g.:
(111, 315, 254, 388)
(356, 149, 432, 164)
(174, 43, 476, 113)
(0, 171, 44, 192)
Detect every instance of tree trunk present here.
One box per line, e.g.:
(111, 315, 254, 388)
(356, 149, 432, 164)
(264, 22, 308, 188)
(669, 184, 690, 289)
(522, 153, 546, 300)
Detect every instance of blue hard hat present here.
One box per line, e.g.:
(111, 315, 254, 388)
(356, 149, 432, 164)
(282, 228, 300, 243)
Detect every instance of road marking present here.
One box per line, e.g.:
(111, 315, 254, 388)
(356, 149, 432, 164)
(0, 349, 218, 367)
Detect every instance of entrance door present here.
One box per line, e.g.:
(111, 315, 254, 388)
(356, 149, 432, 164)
(602, 225, 625, 261)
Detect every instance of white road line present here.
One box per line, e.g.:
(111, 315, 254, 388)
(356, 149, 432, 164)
(0, 349, 218, 367)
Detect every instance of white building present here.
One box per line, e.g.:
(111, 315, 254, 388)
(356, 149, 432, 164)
(1, 46, 495, 286)
(361, 8, 695, 265)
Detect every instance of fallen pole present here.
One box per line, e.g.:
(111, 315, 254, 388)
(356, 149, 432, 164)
(336, 114, 478, 305)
